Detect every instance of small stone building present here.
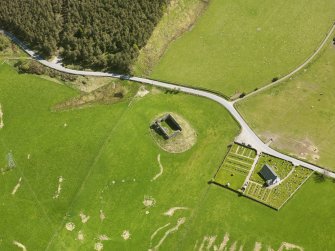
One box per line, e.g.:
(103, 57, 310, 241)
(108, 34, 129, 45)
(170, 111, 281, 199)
(151, 114, 182, 140)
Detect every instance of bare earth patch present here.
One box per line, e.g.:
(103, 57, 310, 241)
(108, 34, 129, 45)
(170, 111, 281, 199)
(99, 210, 106, 221)
(11, 177, 22, 195)
(13, 241, 27, 251)
(163, 207, 188, 217)
(121, 230, 131, 240)
(151, 223, 171, 240)
(151, 154, 164, 181)
(143, 196, 156, 208)
(198, 235, 217, 250)
(136, 86, 150, 98)
(65, 222, 75, 231)
(229, 241, 237, 251)
(98, 234, 110, 241)
(151, 113, 197, 153)
(0, 104, 4, 129)
(94, 242, 103, 251)
(79, 211, 90, 224)
(259, 132, 320, 162)
(128, 86, 150, 107)
(53, 176, 64, 199)
(217, 233, 230, 251)
(254, 242, 262, 251)
(276, 242, 304, 251)
(77, 231, 84, 241)
(150, 217, 186, 250)
(195, 234, 302, 251)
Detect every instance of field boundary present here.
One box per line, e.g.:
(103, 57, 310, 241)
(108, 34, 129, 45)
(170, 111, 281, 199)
(234, 22, 335, 103)
(277, 171, 314, 210)
(133, 0, 210, 76)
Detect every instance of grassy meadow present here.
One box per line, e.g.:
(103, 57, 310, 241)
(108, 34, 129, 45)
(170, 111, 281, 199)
(237, 41, 335, 170)
(150, 0, 335, 97)
(1, 63, 335, 250)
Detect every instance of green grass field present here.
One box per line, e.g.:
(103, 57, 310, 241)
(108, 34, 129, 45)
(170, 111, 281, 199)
(1, 64, 335, 249)
(237, 41, 335, 170)
(0, 63, 240, 250)
(150, 0, 335, 97)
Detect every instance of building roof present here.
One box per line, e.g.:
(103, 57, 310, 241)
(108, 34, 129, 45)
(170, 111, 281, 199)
(259, 164, 278, 182)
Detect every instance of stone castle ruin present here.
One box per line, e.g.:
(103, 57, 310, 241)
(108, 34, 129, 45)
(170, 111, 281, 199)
(151, 114, 182, 140)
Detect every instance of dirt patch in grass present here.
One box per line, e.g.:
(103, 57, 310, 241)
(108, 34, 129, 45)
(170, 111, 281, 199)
(53, 83, 128, 111)
(128, 86, 150, 107)
(79, 211, 90, 223)
(65, 222, 75, 231)
(99, 210, 106, 221)
(277, 242, 304, 251)
(260, 132, 320, 162)
(253, 242, 262, 251)
(135, 86, 150, 98)
(98, 234, 110, 241)
(77, 231, 84, 241)
(150, 112, 197, 153)
(94, 242, 103, 251)
(133, 0, 210, 76)
(0, 104, 4, 129)
(151, 218, 186, 250)
(143, 196, 156, 208)
(151, 154, 164, 181)
(163, 207, 188, 217)
(229, 241, 237, 251)
(13, 241, 27, 251)
(122, 230, 131, 240)
(53, 176, 64, 199)
(11, 177, 22, 195)
(151, 223, 171, 241)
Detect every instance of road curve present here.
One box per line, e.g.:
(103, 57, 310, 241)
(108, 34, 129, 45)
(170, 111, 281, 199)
(4, 30, 335, 178)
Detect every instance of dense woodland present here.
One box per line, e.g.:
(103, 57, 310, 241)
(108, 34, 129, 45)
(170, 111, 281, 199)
(0, 0, 167, 73)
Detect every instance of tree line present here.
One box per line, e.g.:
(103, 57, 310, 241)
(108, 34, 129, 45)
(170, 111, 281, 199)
(0, 0, 167, 73)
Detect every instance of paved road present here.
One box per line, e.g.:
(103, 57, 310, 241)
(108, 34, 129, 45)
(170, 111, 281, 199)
(4, 31, 335, 178)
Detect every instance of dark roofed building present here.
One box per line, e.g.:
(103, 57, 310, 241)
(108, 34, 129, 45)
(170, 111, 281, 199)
(259, 164, 280, 186)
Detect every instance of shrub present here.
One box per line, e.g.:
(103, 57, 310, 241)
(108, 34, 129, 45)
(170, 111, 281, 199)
(16, 60, 77, 82)
(0, 35, 10, 51)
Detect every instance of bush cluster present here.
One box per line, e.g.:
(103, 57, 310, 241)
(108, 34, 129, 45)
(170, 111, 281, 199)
(15, 60, 77, 82)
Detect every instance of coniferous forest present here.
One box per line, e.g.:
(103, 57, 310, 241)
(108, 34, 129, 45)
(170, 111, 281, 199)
(0, 0, 167, 73)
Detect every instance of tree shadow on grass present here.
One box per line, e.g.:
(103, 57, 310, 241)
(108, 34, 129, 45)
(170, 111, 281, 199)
(314, 173, 326, 183)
